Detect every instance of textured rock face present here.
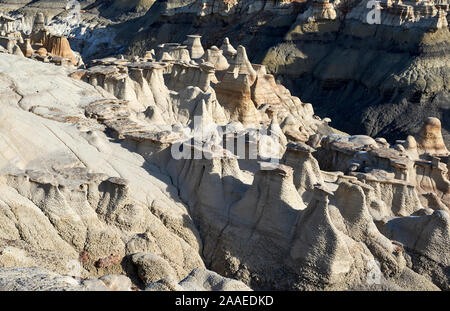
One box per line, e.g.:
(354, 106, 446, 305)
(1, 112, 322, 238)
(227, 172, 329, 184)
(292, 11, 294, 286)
(145, 268, 252, 291)
(43, 34, 78, 64)
(121, 0, 450, 146)
(0, 266, 248, 291)
(381, 210, 450, 289)
(415, 117, 450, 156)
(0, 53, 205, 289)
(28, 11, 81, 65)
(0, 267, 96, 291)
(0, 10, 82, 66)
(263, 0, 450, 144)
(184, 34, 205, 59)
(0, 266, 135, 291)
(0, 2, 448, 292)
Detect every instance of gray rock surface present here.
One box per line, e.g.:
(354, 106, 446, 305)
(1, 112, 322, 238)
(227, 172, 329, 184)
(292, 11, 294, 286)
(145, 268, 252, 291)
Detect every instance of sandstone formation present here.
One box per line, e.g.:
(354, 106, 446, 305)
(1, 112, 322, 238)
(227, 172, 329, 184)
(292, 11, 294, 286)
(43, 34, 78, 64)
(183, 34, 205, 59)
(120, 0, 450, 146)
(415, 117, 450, 156)
(0, 11, 81, 66)
(0, 1, 448, 293)
(0, 53, 205, 290)
(146, 268, 252, 291)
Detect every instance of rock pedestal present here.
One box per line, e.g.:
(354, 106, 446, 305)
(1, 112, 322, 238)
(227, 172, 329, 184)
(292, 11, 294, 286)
(183, 35, 205, 59)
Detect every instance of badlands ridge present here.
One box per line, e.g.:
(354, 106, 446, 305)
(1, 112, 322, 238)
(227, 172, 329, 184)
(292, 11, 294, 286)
(0, 1, 448, 291)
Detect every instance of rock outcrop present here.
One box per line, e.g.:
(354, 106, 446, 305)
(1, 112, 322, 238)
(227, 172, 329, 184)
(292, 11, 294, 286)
(0, 5, 448, 292)
(123, 0, 450, 146)
(415, 117, 450, 156)
(145, 268, 252, 291)
(0, 11, 82, 66)
(0, 53, 205, 289)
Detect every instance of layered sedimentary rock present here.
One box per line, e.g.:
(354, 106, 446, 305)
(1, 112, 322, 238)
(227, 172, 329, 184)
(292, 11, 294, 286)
(0, 10, 82, 66)
(0, 53, 206, 290)
(29, 12, 80, 65)
(314, 126, 450, 215)
(415, 117, 450, 156)
(78, 35, 332, 147)
(264, 0, 450, 143)
(0, 7, 448, 292)
(123, 0, 450, 147)
(43, 34, 78, 64)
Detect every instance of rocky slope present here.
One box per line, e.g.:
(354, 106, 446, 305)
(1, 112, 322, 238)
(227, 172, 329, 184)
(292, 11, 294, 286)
(0, 1, 448, 291)
(0, 52, 215, 290)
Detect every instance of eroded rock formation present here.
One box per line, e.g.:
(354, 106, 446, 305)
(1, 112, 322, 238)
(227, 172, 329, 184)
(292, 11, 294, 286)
(120, 0, 450, 147)
(0, 6, 448, 292)
(0, 11, 82, 66)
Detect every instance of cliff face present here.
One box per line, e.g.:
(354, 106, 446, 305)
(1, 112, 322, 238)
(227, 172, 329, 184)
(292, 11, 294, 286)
(125, 0, 450, 144)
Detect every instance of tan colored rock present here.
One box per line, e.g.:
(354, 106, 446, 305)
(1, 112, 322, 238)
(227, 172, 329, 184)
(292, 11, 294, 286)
(250, 65, 282, 108)
(228, 45, 257, 83)
(214, 70, 260, 125)
(99, 274, 133, 291)
(219, 37, 237, 61)
(299, 0, 337, 22)
(183, 35, 205, 59)
(202, 45, 229, 71)
(21, 38, 34, 57)
(0, 29, 448, 292)
(415, 117, 449, 156)
(131, 252, 178, 285)
(0, 53, 205, 288)
(36, 47, 47, 56)
(33, 12, 46, 33)
(30, 12, 48, 47)
(44, 35, 78, 65)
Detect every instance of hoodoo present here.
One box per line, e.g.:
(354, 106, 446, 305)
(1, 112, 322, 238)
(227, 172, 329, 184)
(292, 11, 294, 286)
(415, 117, 450, 157)
(0, 0, 448, 293)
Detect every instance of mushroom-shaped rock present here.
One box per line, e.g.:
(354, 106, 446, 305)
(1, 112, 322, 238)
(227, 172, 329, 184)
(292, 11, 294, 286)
(183, 35, 205, 59)
(33, 12, 46, 31)
(282, 142, 324, 203)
